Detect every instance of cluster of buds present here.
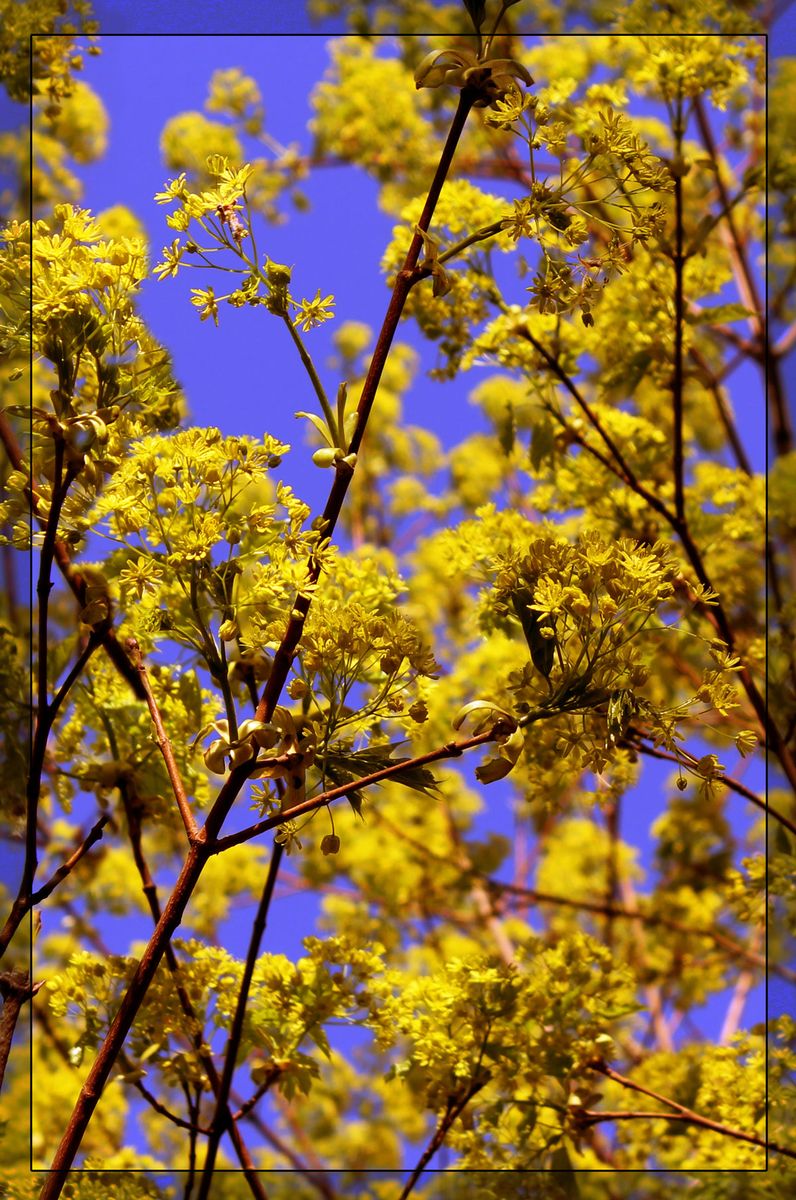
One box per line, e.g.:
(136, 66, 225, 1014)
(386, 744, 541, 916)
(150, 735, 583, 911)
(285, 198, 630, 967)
(216, 203, 248, 246)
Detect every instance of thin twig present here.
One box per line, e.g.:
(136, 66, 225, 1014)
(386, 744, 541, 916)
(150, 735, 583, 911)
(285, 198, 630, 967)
(0, 410, 146, 700)
(127, 637, 199, 841)
(115, 770, 268, 1200)
(47, 632, 102, 725)
(693, 95, 791, 456)
(625, 731, 796, 838)
(208, 724, 507, 854)
(196, 842, 283, 1200)
(29, 814, 110, 905)
(234, 1095, 337, 1200)
(398, 1079, 487, 1200)
(488, 879, 791, 982)
(591, 1060, 795, 1160)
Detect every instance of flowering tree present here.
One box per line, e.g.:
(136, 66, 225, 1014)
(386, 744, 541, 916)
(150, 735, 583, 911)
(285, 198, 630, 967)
(1, 1, 794, 1198)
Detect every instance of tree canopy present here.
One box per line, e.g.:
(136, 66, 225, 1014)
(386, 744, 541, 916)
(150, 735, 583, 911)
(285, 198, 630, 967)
(0, 2, 794, 1198)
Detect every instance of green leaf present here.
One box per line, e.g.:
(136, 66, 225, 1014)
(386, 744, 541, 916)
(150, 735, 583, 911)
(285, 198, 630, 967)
(452, 700, 516, 734)
(497, 402, 516, 457)
(322, 743, 440, 798)
(462, 0, 487, 31)
(511, 587, 555, 679)
(295, 409, 334, 447)
(529, 415, 555, 471)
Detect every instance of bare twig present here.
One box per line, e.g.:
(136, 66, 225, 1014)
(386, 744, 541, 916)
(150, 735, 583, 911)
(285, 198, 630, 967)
(591, 1060, 795, 1160)
(29, 814, 110, 905)
(114, 770, 268, 1200)
(398, 1078, 487, 1200)
(0, 971, 43, 1090)
(196, 842, 283, 1200)
(625, 731, 796, 838)
(488, 879, 790, 982)
(693, 96, 791, 457)
(127, 638, 199, 842)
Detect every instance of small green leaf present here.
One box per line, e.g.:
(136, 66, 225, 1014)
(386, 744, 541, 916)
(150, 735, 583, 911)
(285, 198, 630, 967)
(462, 0, 487, 31)
(511, 587, 555, 679)
(497, 403, 515, 457)
(324, 743, 439, 798)
(529, 415, 554, 471)
(452, 700, 516, 734)
(296, 410, 335, 447)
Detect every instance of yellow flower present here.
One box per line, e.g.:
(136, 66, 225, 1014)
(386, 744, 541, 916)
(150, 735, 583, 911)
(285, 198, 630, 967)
(190, 286, 219, 326)
(292, 289, 335, 333)
(154, 174, 188, 204)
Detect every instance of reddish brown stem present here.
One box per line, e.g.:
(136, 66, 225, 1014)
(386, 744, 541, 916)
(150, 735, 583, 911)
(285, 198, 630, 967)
(209, 724, 503, 854)
(196, 843, 283, 1199)
(591, 1060, 794, 1160)
(128, 638, 199, 841)
(693, 96, 790, 456)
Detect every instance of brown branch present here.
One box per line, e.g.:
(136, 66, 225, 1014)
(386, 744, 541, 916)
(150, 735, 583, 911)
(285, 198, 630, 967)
(196, 840, 283, 1200)
(129, 1074, 208, 1136)
(513, 327, 792, 787)
(38, 87, 479, 1199)
(774, 320, 796, 359)
(231, 1068, 284, 1123)
(672, 97, 686, 525)
(0, 743, 107, 957)
(398, 1078, 487, 1200)
(0, 410, 146, 701)
(127, 638, 199, 842)
(488, 879, 792, 983)
(625, 731, 796, 838)
(47, 631, 103, 726)
(591, 1060, 796, 1160)
(693, 95, 791, 456)
(0, 971, 42, 1091)
(114, 771, 267, 1200)
(233, 1096, 337, 1200)
(1, 440, 76, 963)
(517, 329, 671, 519)
(29, 814, 110, 905)
(208, 725, 504, 854)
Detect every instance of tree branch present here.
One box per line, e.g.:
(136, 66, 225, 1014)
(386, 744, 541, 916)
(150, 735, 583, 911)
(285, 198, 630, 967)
(398, 1078, 487, 1200)
(127, 637, 199, 842)
(625, 730, 796, 838)
(488, 878, 792, 983)
(672, 95, 686, 525)
(693, 95, 791, 457)
(208, 725, 505, 854)
(114, 772, 268, 1200)
(590, 1060, 795, 1160)
(0, 971, 42, 1091)
(512, 328, 795, 791)
(29, 814, 110, 906)
(196, 840, 283, 1200)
